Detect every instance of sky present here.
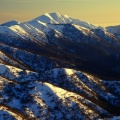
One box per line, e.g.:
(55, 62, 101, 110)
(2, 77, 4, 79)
(0, 0, 120, 27)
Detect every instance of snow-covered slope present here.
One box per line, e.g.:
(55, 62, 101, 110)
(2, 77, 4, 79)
(0, 12, 104, 42)
(0, 12, 120, 119)
(0, 65, 120, 119)
(0, 12, 119, 46)
(33, 12, 102, 29)
(0, 26, 20, 37)
(0, 20, 20, 27)
(0, 64, 39, 83)
(106, 25, 120, 38)
(0, 64, 7, 74)
(43, 68, 120, 107)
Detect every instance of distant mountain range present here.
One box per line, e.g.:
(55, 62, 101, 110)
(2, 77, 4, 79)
(0, 12, 120, 119)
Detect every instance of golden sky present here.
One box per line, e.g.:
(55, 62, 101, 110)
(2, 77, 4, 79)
(0, 0, 120, 27)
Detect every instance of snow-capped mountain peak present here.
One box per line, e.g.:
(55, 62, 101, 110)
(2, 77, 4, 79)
(32, 12, 102, 29)
(32, 13, 58, 24)
(0, 12, 105, 41)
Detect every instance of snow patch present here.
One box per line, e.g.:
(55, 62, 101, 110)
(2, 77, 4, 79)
(65, 69, 74, 75)
(0, 64, 7, 74)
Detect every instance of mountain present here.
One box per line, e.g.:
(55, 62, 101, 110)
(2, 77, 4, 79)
(0, 20, 20, 27)
(0, 13, 120, 78)
(33, 12, 103, 29)
(0, 12, 104, 40)
(0, 12, 120, 119)
(106, 25, 120, 38)
(0, 64, 120, 119)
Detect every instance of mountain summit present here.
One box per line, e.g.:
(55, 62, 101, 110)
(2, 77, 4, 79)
(33, 12, 102, 29)
(0, 12, 120, 119)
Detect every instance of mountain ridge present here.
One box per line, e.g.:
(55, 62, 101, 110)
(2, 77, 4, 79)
(0, 12, 120, 119)
(0, 20, 20, 27)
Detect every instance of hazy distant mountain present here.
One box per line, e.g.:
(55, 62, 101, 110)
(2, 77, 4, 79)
(106, 25, 120, 38)
(0, 12, 120, 119)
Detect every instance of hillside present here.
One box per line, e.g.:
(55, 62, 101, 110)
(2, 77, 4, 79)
(0, 12, 120, 119)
